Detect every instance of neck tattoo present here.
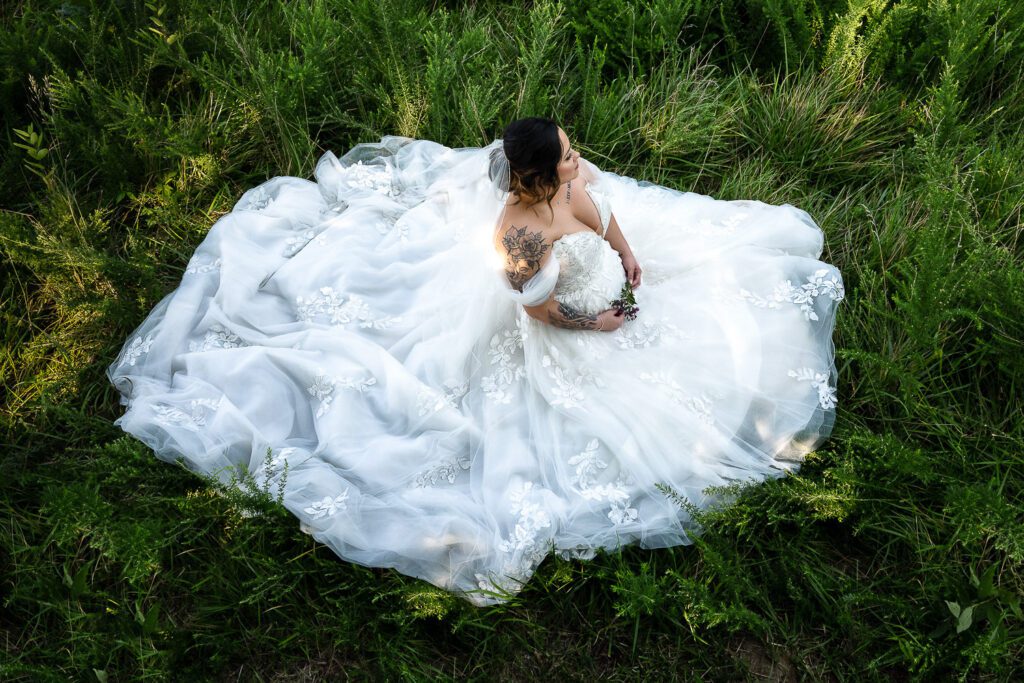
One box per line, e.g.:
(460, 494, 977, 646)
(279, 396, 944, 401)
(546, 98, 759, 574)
(565, 180, 572, 203)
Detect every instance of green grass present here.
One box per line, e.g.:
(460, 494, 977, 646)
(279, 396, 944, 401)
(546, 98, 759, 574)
(2, 0, 1023, 679)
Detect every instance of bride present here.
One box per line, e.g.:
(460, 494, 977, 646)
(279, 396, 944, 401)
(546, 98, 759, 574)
(108, 116, 843, 606)
(493, 117, 637, 332)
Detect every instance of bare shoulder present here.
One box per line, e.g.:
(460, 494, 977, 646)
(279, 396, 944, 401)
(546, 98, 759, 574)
(494, 209, 552, 292)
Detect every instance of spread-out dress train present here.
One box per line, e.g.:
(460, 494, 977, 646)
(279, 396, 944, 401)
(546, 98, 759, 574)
(107, 136, 843, 605)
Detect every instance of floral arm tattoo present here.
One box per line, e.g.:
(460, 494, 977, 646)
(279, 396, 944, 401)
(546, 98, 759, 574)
(501, 221, 599, 330)
(502, 224, 549, 291)
(549, 301, 599, 330)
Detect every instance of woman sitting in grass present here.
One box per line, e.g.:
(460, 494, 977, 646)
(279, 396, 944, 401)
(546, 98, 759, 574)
(109, 115, 843, 606)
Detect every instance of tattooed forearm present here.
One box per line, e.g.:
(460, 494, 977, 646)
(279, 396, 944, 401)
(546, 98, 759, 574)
(502, 224, 549, 291)
(549, 301, 599, 330)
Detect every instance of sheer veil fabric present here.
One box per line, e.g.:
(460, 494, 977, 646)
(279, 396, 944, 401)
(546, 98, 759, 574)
(108, 136, 844, 605)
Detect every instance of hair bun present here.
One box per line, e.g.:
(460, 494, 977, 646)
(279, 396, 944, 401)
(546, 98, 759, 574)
(500, 117, 562, 206)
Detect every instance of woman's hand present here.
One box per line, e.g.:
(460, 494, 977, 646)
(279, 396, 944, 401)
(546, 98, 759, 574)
(620, 252, 642, 288)
(596, 308, 626, 332)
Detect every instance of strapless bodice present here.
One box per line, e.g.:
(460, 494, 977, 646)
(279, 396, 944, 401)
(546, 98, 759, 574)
(549, 229, 625, 315)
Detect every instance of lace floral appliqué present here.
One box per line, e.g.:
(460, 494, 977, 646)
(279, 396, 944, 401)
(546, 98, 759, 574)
(570, 329, 609, 359)
(296, 286, 401, 330)
(307, 366, 377, 418)
(343, 161, 398, 196)
(568, 438, 607, 486)
(787, 367, 837, 409)
(639, 372, 718, 425)
(568, 439, 638, 526)
(188, 323, 249, 352)
(552, 231, 620, 308)
(691, 211, 749, 238)
(241, 186, 273, 211)
(541, 346, 606, 410)
(185, 257, 223, 275)
(374, 210, 410, 242)
(497, 482, 552, 559)
(121, 333, 155, 366)
(481, 327, 525, 404)
(283, 229, 328, 257)
(413, 452, 471, 488)
(304, 490, 350, 519)
(614, 317, 689, 349)
(416, 379, 469, 416)
(152, 397, 223, 432)
(738, 269, 845, 321)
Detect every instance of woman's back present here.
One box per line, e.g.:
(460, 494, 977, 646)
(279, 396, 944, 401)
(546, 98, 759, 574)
(493, 175, 604, 293)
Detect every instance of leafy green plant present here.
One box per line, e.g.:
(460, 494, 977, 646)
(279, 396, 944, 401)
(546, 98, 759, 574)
(143, 1, 179, 46)
(12, 121, 51, 183)
(946, 565, 1023, 636)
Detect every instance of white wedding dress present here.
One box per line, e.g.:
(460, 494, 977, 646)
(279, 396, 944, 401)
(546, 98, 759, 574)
(107, 136, 843, 605)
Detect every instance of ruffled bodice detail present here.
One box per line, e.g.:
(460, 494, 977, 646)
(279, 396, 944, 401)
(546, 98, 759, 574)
(550, 231, 624, 315)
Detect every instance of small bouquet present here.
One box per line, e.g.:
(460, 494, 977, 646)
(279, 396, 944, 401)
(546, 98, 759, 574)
(610, 281, 639, 321)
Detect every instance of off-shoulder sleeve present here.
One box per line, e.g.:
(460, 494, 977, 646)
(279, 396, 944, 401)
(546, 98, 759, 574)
(497, 256, 559, 307)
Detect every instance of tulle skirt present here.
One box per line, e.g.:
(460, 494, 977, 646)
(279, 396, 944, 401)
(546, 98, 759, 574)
(108, 136, 843, 605)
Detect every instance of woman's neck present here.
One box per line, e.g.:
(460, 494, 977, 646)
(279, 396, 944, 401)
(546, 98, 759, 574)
(512, 187, 557, 207)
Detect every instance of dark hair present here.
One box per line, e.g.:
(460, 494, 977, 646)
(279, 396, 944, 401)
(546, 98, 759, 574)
(501, 117, 561, 211)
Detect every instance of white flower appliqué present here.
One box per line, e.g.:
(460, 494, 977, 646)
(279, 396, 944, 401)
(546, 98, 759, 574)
(184, 257, 223, 275)
(187, 323, 249, 352)
(307, 366, 377, 418)
(639, 372, 717, 425)
(738, 268, 844, 321)
(608, 500, 639, 525)
(481, 327, 525, 404)
(568, 439, 607, 487)
(787, 367, 838, 409)
(283, 229, 328, 257)
(550, 231, 619, 306)
(541, 346, 605, 409)
(691, 211, 749, 238)
(296, 286, 401, 330)
(242, 185, 272, 211)
(343, 161, 398, 196)
(121, 333, 155, 366)
(414, 452, 471, 488)
(304, 489, 350, 519)
(374, 212, 410, 242)
(152, 397, 223, 432)
(498, 481, 553, 557)
(614, 317, 689, 349)
(415, 379, 469, 416)
(567, 439, 638, 527)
